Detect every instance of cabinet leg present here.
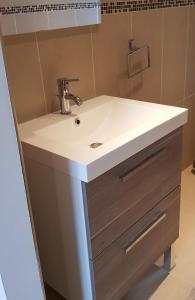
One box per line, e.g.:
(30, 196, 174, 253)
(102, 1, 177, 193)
(163, 246, 175, 272)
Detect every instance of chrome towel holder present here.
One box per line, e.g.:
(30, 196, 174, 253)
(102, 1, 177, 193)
(127, 39, 150, 78)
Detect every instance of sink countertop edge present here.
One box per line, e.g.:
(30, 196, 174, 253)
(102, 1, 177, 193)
(21, 109, 187, 183)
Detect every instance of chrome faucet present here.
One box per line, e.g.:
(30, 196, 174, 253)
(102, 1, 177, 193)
(57, 78, 82, 115)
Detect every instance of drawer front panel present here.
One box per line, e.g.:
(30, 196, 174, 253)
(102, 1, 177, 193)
(85, 129, 182, 258)
(93, 188, 180, 300)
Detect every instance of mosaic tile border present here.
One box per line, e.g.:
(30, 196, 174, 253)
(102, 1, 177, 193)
(101, 0, 193, 14)
(0, 3, 100, 15)
(0, 0, 194, 16)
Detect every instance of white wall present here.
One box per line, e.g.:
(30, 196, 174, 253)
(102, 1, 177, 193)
(0, 31, 45, 300)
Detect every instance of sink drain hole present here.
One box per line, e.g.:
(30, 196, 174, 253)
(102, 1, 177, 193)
(90, 142, 103, 149)
(75, 118, 81, 125)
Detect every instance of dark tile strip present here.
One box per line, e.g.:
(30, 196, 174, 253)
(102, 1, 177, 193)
(0, 0, 194, 16)
(0, 3, 100, 15)
(101, 0, 194, 14)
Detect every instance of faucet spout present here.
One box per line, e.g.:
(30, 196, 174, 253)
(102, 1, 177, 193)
(66, 93, 83, 106)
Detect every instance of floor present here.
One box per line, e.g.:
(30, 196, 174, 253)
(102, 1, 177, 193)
(46, 166, 195, 300)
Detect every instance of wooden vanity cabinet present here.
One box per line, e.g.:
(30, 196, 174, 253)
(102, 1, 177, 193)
(93, 187, 180, 300)
(24, 128, 182, 300)
(84, 129, 182, 259)
(82, 128, 182, 300)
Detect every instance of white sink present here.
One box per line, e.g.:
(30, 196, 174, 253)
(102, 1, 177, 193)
(34, 99, 163, 145)
(19, 95, 188, 182)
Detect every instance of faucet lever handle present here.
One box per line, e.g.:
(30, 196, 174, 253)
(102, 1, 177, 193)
(58, 77, 80, 86)
(63, 78, 80, 89)
(63, 78, 80, 83)
(57, 77, 80, 95)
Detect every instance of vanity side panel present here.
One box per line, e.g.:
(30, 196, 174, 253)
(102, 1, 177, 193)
(23, 157, 94, 300)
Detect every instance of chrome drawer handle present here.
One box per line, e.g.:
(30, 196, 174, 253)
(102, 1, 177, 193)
(119, 147, 166, 183)
(124, 213, 167, 254)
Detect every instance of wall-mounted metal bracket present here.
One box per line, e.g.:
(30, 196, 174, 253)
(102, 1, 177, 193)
(128, 39, 150, 78)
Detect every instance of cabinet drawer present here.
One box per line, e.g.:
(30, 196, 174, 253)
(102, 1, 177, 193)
(93, 187, 180, 300)
(84, 129, 182, 258)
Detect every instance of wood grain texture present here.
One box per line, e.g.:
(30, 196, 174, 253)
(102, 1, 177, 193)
(93, 187, 181, 300)
(85, 129, 182, 258)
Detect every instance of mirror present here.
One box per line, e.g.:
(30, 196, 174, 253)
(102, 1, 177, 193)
(0, 1, 101, 36)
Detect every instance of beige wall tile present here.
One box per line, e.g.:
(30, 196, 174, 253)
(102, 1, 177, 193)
(162, 98, 193, 171)
(130, 9, 162, 103)
(92, 13, 132, 98)
(167, 99, 184, 108)
(36, 27, 95, 112)
(161, 7, 188, 106)
(185, 7, 195, 98)
(182, 96, 195, 168)
(3, 33, 46, 123)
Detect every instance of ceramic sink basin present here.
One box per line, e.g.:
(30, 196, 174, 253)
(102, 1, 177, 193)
(33, 98, 164, 146)
(19, 95, 188, 182)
